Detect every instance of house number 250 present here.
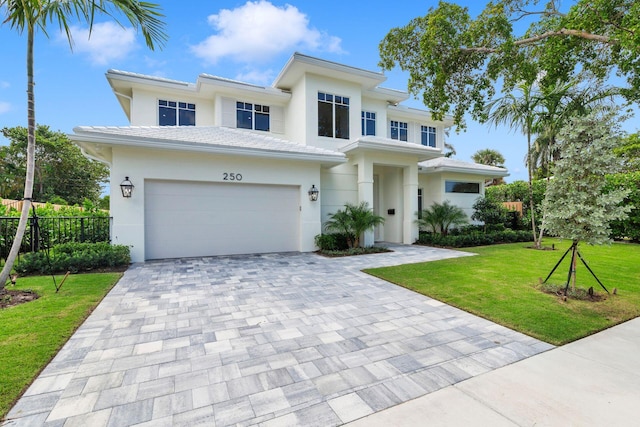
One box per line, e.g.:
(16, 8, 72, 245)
(223, 173, 243, 181)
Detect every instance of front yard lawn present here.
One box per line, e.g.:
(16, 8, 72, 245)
(364, 240, 640, 346)
(0, 273, 122, 420)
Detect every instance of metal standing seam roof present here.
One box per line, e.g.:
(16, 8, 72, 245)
(71, 126, 347, 161)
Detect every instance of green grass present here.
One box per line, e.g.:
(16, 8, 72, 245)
(365, 240, 640, 346)
(0, 273, 122, 420)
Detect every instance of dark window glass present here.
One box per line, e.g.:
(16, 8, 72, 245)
(445, 181, 480, 194)
(237, 109, 252, 129)
(418, 188, 423, 219)
(362, 111, 375, 136)
(421, 126, 436, 147)
(318, 100, 333, 137)
(335, 104, 350, 139)
(255, 111, 269, 131)
(159, 105, 176, 126)
(391, 120, 407, 141)
(179, 109, 195, 126)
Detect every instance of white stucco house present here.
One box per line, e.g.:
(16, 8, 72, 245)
(71, 53, 508, 262)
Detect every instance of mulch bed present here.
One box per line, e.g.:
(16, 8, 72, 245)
(0, 289, 39, 309)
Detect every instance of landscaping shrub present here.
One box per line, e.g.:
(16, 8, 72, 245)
(314, 233, 350, 251)
(15, 242, 130, 275)
(605, 172, 640, 242)
(416, 229, 533, 248)
(471, 196, 510, 231)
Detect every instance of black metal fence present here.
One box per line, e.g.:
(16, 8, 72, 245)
(0, 216, 112, 258)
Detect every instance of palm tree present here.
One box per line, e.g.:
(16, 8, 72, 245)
(417, 201, 467, 236)
(0, 0, 167, 289)
(325, 202, 385, 248)
(485, 80, 542, 248)
(472, 148, 506, 186)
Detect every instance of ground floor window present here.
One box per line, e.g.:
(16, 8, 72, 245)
(418, 188, 423, 218)
(445, 181, 480, 194)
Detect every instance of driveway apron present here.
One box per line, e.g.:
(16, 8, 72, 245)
(4, 245, 553, 426)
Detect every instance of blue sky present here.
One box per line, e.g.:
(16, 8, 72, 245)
(0, 0, 636, 185)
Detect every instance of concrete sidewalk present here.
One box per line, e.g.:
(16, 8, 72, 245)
(347, 317, 640, 427)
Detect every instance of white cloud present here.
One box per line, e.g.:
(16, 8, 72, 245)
(0, 102, 11, 114)
(64, 22, 137, 65)
(191, 1, 344, 65)
(234, 68, 275, 86)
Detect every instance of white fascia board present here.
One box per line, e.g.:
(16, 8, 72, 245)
(198, 74, 291, 101)
(340, 139, 441, 160)
(363, 86, 409, 103)
(419, 165, 510, 178)
(388, 104, 455, 126)
(107, 70, 196, 92)
(69, 132, 346, 166)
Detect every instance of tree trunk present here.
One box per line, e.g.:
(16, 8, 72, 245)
(526, 129, 539, 248)
(0, 27, 36, 289)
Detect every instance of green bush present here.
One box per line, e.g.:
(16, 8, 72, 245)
(605, 172, 640, 242)
(15, 242, 130, 275)
(314, 233, 350, 251)
(416, 229, 533, 248)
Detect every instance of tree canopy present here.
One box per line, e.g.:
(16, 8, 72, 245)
(472, 148, 505, 167)
(379, 0, 640, 128)
(1, 126, 109, 205)
(543, 106, 630, 245)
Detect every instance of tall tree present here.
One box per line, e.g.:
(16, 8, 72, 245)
(472, 148, 506, 186)
(379, 0, 640, 128)
(0, 0, 167, 289)
(1, 125, 109, 204)
(615, 132, 640, 172)
(485, 81, 543, 247)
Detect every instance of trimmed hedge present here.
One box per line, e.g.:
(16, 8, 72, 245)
(416, 229, 533, 248)
(15, 242, 130, 275)
(314, 233, 350, 251)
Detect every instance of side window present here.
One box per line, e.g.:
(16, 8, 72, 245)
(421, 126, 436, 147)
(236, 102, 270, 131)
(417, 188, 423, 219)
(159, 100, 195, 126)
(445, 181, 480, 194)
(361, 111, 376, 136)
(390, 120, 408, 141)
(318, 92, 350, 140)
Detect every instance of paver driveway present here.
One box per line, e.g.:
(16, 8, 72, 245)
(5, 245, 553, 426)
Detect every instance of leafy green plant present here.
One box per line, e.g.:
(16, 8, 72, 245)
(314, 233, 349, 251)
(416, 229, 532, 248)
(416, 201, 467, 236)
(471, 196, 509, 232)
(15, 242, 130, 275)
(324, 202, 385, 248)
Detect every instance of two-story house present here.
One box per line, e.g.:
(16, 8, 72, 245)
(71, 53, 508, 262)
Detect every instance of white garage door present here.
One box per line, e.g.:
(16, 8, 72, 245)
(144, 180, 300, 259)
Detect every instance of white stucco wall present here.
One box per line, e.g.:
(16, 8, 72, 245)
(418, 172, 486, 221)
(129, 88, 215, 127)
(110, 147, 322, 262)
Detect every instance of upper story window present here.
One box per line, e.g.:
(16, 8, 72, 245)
(390, 120, 408, 141)
(445, 181, 480, 194)
(421, 126, 436, 147)
(318, 92, 349, 139)
(237, 101, 270, 131)
(361, 111, 376, 136)
(159, 100, 195, 126)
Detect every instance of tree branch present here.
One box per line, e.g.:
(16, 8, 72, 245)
(462, 29, 613, 54)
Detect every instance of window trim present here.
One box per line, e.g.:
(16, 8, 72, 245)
(390, 120, 408, 141)
(158, 99, 195, 126)
(445, 181, 480, 194)
(421, 125, 437, 148)
(318, 92, 350, 139)
(361, 111, 376, 136)
(236, 101, 270, 132)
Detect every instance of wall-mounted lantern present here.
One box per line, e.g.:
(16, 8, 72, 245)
(308, 185, 319, 202)
(120, 177, 134, 198)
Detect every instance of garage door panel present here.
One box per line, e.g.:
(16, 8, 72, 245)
(145, 180, 300, 259)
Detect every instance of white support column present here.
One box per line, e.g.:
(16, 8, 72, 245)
(357, 155, 375, 247)
(403, 163, 419, 244)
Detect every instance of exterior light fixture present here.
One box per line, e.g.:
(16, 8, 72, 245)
(120, 177, 134, 198)
(308, 185, 319, 202)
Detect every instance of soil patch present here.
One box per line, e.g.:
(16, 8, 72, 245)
(0, 289, 39, 309)
(538, 283, 607, 302)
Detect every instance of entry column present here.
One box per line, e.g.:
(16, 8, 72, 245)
(403, 164, 419, 244)
(357, 156, 375, 247)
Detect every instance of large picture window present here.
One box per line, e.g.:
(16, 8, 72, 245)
(237, 101, 270, 131)
(159, 100, 195, 126)
(318, 92, 350, 139)
(361, 111, 376, 136)
(421, 126, 436, 147)
(390, 120, 408, 141)
(445, 181, 480, 194)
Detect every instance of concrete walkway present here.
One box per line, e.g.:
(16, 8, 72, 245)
(347, 316, 640, 427)
(4, 245, 555, 426)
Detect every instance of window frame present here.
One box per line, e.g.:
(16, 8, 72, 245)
(445, 181, 481, 194)
(158, 99, 195, 126)
(390, 120, 408, 141)
(421, 125, 437, 147)
(361, 111, 376, 136)
(236, 101, 270, 132)
(318, 92, 350, 140)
